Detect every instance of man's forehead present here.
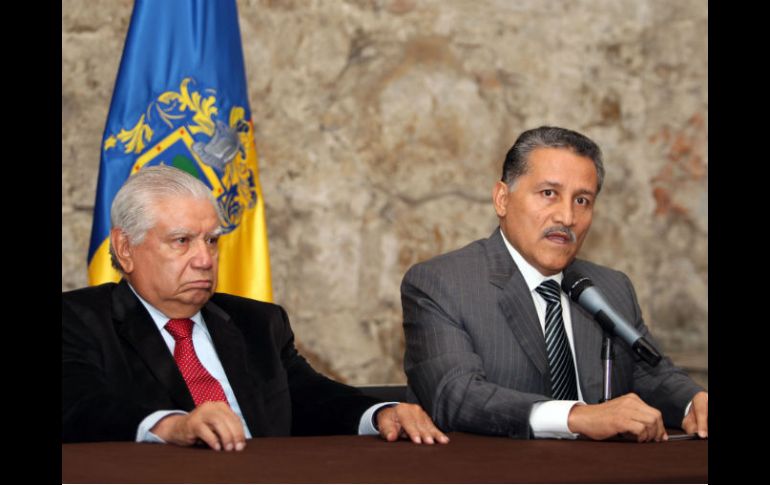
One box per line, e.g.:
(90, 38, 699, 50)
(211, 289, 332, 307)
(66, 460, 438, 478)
(526, 150, 597, 181)
(149, 197, 220, 229)
(153, 194, 213, 208)
(165, 225, 219, 234)
(150, 196, 215, 215)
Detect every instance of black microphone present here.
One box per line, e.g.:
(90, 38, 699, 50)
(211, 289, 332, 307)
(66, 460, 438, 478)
(561, 270, 662, 367)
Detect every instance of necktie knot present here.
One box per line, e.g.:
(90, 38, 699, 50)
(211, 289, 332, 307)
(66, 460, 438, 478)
(535, 279, 561, 305)
(165, 318, 194, 341)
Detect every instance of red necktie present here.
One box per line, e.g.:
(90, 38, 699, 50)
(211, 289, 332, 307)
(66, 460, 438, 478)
(165, 318, 228, 406)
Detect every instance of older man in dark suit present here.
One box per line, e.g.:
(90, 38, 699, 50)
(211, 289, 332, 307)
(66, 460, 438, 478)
(63, 165, 448, 451)
(401, 126, 707, 442)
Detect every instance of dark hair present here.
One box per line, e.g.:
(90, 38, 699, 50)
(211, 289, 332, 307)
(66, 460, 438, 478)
(501, 126, 605, 193)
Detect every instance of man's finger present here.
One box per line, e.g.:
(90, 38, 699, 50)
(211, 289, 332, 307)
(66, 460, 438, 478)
(376, 409, 400, 442)
(696, 413, 708, 438)
(412, 417, 449, 445)
(681, 412, 696, 434)
(193, 421, 223, 451)
(207, 415, 238, 451)
(693, 394, 708, 438)
(425, 424, 450, 444)
(397, 417, 423, 444)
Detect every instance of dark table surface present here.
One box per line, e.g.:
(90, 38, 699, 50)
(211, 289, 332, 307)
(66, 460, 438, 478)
(62, 432, 707, 483)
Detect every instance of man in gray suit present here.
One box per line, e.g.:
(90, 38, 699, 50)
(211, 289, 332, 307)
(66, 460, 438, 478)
(401, 126, 708, 442)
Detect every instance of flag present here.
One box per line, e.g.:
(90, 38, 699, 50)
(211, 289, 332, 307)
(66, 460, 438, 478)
(87, 0, 272, 302)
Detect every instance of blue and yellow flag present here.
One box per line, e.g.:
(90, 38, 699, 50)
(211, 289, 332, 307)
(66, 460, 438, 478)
(88, 0, 272, 302)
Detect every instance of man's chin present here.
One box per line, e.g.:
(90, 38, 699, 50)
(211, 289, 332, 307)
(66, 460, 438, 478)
(538, 255, 576, 275)
(180, 287, 215, 304)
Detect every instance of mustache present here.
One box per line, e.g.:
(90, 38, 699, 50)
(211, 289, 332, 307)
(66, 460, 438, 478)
(542, 225, 576, 243)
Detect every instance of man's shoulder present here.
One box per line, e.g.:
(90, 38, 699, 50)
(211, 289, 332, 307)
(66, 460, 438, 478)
(207, 294, 292, 339)
(209, 292, 284, 318)
(569, 258, 630, 286)
(62, 282, 118, 307)
(407, 236, 488, 275)
(62, 283, 122, 329)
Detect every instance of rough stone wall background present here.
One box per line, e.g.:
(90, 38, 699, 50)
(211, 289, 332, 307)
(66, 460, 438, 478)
(62, 0, 708, 387)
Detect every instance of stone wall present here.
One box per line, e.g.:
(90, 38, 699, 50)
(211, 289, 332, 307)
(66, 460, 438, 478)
(62, 0, 708, 387)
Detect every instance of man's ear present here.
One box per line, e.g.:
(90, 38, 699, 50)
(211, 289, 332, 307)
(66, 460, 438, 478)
(110, 228, 135, 274)
(492, 181, 510, 218)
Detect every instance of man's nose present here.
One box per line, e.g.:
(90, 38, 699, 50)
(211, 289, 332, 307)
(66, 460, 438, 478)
(553, 199, 575, 227)
(190, 239, 215, 269)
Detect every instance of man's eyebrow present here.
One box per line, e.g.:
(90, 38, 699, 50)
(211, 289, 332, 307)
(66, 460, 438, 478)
(166, 228, 196, 238)
(165, 228, 223, 240)
(574, 188, 596, 197)
(534, 180, 564, 190)
(534, 181, 596, 197)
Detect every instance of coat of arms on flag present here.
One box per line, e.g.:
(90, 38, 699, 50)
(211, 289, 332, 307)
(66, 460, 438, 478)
(104, 77, 258, 233)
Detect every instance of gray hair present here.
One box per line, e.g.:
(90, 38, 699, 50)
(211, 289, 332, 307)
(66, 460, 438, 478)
(501, 126, 605, 193)
(109, 165, 223, 271)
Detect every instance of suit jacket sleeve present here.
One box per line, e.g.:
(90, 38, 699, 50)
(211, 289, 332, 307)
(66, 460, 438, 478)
(612, 271, 705, 428)
(62, 295, 158, 442)
(271, 305, 381, 435)
(402, 263, 550, 439)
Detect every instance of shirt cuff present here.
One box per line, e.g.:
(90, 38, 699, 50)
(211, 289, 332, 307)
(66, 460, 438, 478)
(136, 410, 188, 443)
(529, 400, 583, 439)
(358, 402, 399, 435)
(684, 399, 693, 419)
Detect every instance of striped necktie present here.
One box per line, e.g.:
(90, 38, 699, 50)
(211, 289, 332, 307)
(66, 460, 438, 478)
(535, 280, 579, 400)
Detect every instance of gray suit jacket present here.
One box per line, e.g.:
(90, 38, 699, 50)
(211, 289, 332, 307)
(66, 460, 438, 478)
(401, 229, 703, 438)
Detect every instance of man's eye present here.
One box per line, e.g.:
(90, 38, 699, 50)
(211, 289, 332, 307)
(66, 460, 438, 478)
(207, 237, 219, 245)
(176, 237, 188, 244)
(542, 189, 555, 197)
(576, 197, 591, 206)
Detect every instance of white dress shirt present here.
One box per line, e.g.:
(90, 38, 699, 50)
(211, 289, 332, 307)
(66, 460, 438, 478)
(499, 229, 583, 439)
(127, 285, 389, 442)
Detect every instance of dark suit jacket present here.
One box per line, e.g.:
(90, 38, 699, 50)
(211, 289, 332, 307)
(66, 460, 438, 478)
(62, 281, 379, 442)
(401, 229, 704, 438)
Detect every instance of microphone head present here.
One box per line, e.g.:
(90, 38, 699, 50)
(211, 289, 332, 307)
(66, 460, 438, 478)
(561, 269, 594, 302)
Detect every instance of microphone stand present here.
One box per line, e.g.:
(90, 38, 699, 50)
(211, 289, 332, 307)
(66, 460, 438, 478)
(599, 334, 614, 403)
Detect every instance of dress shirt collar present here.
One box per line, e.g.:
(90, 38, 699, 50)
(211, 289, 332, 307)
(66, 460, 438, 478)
(126, 282, 204, 332)
(498, 227, 563, 292)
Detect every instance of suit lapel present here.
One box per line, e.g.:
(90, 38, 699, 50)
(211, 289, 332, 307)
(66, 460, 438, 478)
(485, 230, 550, 378)
(201, 301, 269, 436)
(112, 281, 195, 410)
(570, 299, 604, 404)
